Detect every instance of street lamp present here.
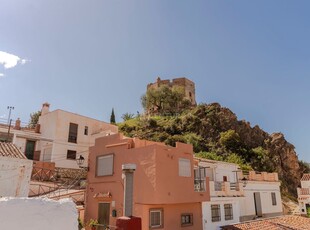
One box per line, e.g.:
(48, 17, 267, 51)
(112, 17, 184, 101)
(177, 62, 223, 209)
(76, 155, 89, 171)
(7, 106, 14, 125)
(241, 177, 248, 187)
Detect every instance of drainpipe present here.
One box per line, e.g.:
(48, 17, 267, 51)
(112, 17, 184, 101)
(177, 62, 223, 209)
(122, 164, 136, 217)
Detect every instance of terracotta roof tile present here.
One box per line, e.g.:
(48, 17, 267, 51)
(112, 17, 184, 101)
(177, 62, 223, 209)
(0, 142, 26, 159)
(301, 174, 310, 181)
(221, 216, 310, 230)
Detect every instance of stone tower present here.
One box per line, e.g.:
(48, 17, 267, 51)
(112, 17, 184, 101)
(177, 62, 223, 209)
(147, 77, 197, 106)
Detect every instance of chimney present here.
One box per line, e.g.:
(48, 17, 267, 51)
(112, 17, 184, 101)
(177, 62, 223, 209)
(41, 102, 50, 116)
(122, 164, 136, 217)
(14, 118, 21, 130)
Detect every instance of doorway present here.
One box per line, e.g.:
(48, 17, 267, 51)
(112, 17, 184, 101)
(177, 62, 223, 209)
(98, 203, 110, 230)
(254, 192, 262, 217)
(25, 140, 36, 160)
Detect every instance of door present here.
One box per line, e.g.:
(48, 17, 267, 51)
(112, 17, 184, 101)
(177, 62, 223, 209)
(98, 203, 110, 230)
(254, 192, 262, 217)
(306, 204, 310, 217)
(25, 140, 36, 160)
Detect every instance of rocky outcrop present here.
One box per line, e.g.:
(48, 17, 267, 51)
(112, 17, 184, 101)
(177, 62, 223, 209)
(265, 133, 300, 194)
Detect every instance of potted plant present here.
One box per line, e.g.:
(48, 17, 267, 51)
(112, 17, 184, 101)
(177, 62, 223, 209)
(87, 219, 98, 230)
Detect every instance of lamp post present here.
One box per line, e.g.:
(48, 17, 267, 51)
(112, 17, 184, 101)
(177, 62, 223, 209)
(7, 106, 14, 125)
(241, 177, 248, 187)
(76, 155, 89, 171)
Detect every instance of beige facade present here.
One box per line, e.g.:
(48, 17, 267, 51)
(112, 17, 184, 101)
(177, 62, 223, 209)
(37, 103, 118, 169)
(0, 103, 118, 169)
(85, 134, 210, 230)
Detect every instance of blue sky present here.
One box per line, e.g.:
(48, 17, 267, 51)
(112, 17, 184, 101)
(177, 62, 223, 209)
(0, 1, 309, 162)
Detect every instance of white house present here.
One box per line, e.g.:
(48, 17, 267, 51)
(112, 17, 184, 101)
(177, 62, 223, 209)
(297, 173, 310, 216)
(195, 158, 283, 230)
(0, 119, 45, 160)
(0, 142, 33, 197)
(239, 171, 283, 221)
(37, 103, 118, 169)
(196, 158, 244, 230)
(0, 103, 118, 169)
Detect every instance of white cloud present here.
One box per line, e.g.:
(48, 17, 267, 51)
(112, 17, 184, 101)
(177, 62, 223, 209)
(0, 73, 4, 77)
(0, 51, 27, 69)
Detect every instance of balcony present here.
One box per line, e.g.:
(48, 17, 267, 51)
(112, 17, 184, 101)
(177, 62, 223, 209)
(194, 178, 207, 192)
(209, 181, 244, 197)
(240, 171, 279, 182)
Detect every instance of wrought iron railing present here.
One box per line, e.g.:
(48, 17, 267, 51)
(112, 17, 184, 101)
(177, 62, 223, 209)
(214, 181, 223, 191)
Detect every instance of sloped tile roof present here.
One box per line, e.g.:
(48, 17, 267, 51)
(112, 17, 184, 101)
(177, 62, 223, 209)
(301, 174, 310, 181)
(221, 216, 310, 230)
(0, 142, 26, 159)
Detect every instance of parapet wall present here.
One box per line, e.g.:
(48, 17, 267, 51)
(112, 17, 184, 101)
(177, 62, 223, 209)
(0, 197, 78, 230)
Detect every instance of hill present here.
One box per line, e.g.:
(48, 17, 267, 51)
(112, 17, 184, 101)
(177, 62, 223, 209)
(119, 103, 307, 197)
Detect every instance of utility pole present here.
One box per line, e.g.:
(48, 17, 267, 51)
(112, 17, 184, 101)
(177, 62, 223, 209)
(7, 106, 14, 125)
(7, 119, 12, 142)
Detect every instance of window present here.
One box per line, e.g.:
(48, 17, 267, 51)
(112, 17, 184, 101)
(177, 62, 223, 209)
(96, 154, 114, 176)
(271, 192, 277, 206)
(224, 204, 233, 220)
(194, 167, 206, 191)
(150, 209, 163, 228)
(67, 150, 77, 160)
(181, 214, 193, 226)
(179, 158, 191, 177)
(68, 123, 78, 143)
(84, 126, 88, 135)
(211, 204, 221, 222)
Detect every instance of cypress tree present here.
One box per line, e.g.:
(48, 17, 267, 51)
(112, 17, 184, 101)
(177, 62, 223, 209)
(110, 108, 116, 124)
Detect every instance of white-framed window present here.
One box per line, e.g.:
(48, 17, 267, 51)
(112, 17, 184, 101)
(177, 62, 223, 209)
(150, 208, 163, 228)
(224, 204, 233, 220)
(96, 154, 114, 176)
(181, 213, 193, 226)
(271, 192, 277, 206)
(179, 158, 191, 177)
(211, 204, 221, 222)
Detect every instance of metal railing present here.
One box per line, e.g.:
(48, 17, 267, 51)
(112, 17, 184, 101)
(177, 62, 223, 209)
(230, 182, 239, 191)
(214, 181, 223, 191)
(29, 165, 86, 204)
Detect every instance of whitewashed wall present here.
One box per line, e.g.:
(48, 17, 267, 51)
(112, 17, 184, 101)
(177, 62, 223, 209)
(202, 198, 241, 230)
(0, 157, 32, 197)
(240, 181, 282, 218)
(0, 197, 78, 230)
(301, 180, 310, 188)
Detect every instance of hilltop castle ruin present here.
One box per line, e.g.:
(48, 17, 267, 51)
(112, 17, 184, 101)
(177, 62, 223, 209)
(147, 77, 197, 106)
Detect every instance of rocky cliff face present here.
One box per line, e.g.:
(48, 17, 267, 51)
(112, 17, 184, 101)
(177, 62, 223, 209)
(265, 133, 300, 194)
(119, 103, 302, 196)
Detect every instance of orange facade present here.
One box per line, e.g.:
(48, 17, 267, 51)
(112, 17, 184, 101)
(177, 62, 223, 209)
(85, 134, 210, 230)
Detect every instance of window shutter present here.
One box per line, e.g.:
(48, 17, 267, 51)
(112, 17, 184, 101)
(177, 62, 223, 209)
(179, 158, 191, 177)
(97, 154, 114, 176)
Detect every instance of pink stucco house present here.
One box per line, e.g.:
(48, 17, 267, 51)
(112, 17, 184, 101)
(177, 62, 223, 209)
(85, 133, 210, 230)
